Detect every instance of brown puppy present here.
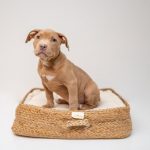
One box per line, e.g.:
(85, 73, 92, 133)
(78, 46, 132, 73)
(26, 28, 100, 110)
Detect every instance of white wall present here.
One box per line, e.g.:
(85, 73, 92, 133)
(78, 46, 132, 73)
(0, 0, 150, 100)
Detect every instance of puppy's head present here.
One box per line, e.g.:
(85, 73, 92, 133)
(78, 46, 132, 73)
(25, 29, 69, 61)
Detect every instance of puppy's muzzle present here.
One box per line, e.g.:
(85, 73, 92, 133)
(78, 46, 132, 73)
(40, 44, 47, 51)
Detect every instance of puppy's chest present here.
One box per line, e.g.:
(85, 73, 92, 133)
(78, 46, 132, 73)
(42, 74, 55, 81)
(40, 68, 56, 82)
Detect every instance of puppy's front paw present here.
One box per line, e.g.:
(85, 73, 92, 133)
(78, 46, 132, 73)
(42, 103, 54, 108)
(69, 105, 79, 110)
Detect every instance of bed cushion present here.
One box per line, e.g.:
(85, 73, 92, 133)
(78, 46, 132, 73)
(24, 89, 126, 110)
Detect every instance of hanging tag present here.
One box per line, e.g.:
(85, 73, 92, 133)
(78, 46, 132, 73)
(71, 112, 85, 119)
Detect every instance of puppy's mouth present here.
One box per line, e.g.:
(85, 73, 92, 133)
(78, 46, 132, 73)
(35, 51, 48, 58)
(35, 51, 54, 61)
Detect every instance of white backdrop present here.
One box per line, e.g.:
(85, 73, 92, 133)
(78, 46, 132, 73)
(0, 0, 150, 150)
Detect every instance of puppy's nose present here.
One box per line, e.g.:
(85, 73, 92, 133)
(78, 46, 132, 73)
(40, 44, 47, 51)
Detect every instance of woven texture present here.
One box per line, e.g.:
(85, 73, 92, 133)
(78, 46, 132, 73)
(12, 88, 132, 139)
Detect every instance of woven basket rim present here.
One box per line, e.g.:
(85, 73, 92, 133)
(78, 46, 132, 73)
(19, 87, 130, 112)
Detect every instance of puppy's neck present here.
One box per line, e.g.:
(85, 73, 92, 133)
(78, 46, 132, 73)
(40, 51, 66, 70)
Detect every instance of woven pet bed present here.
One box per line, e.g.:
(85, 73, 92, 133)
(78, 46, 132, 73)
(12, 88, 132, 139)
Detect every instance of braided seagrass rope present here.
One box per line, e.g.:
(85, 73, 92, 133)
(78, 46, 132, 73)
(12, 88, 132, 139)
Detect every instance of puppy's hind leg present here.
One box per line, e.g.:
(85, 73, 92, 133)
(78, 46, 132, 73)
(79, 94, 100, 110)
(79, 103, 97, 110)
(81, 82, 100, 110)
(56, 98, 69, 104)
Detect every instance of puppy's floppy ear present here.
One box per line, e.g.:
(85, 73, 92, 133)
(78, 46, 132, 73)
(25, 29, 40, 43)
(57, 32, 69, 50)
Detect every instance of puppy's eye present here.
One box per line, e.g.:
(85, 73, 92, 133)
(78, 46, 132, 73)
(52, 38, 57, 42)
(36, 35, 40, 39)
